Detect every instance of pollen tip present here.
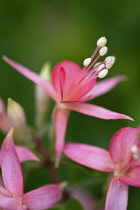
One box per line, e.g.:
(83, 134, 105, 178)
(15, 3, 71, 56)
(99, 46, 108, 56)
(98, 69, 108, 78)
(97, 37, 107, 47)
(83, 58, 91, 66)
(105, 56, 116, 69)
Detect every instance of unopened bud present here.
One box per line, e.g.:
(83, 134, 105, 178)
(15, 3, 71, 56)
(98, 69, 108, 78)
(7, 98, 26, 129)
(35, 62, 51, 130)
(83, 58, 91, 66)
(105, 56, 116, 69)
(99, 46, 108, 56)
(0, 98, 11, 133)
(97, 37, 107, 47)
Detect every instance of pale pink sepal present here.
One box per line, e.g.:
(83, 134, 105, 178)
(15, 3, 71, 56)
(87, 76, 126, 100)
(23, 185, 61, 210)
(109, 127, 138, 165)
(15, 146, 39, 162)
(1, 129, 23, 197)
(0, 197, 22, 210)
(105, 177, 128, 210)
(68, 103, 133, 120)
(119, 166, 140, 187)
(3, 56, 57, 101)
(53, 107, 70, 167)
(64, 143, 115, 172)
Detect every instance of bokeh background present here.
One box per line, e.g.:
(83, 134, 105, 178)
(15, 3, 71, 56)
(0, 0, 140, 209)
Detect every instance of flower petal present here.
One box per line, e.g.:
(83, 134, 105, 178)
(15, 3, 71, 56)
(87, 76, 126, 100)
(3, 56, 57, 101)
(109, 127, 138, 165)
(119, 166, 140, 187)
(0, 197, 22, 210)
(53, 107, 70, 167)
(15, 146, 39, 162)
(1, 129, 23, 196)
(23, 184, 61, 210)
(67, 103, 133, 120)
(52, 60, 81, 95)
(105, 177, 128, 210)
(64, 143, 114, 172)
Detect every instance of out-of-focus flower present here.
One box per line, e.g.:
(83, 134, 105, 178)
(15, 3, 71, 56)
(0, 129, 62, 210)
(71, 188, 97, 210)
(64, 127, 140, 210)
(0, 98, 11, 133)
(3, 37, 133, 166)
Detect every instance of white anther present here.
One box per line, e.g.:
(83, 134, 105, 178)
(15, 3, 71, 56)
(105, 56, 116, 69)
(98, 69, 108, 78)
(97, 37, 107, 47)
(99, 46, 108, 56)
(131, 145, 138, 153)
(94, 63, 105, 71)
(83, 58, 92, 66)
(133, 153, 139, 160)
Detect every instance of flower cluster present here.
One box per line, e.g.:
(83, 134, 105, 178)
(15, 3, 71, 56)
(0, 37, 137, 210)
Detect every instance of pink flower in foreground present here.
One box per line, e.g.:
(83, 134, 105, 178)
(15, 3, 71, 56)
(3, 37, 133, 165)
(64, 127, 140, 210)
(0, 129, 62, 210)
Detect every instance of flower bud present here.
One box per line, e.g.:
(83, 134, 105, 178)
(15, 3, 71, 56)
(7, 98, 26, 129)
(35, 62, 51, 130)
(0, 98, 11, 133)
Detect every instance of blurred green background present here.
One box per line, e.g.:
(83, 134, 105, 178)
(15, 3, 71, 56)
(0, 0, 140, 209)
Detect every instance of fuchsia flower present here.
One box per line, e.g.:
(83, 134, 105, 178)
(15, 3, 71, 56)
(0, 129, 62, 210)
(64, 127, 140, 210)
(3, 37, 133, 165)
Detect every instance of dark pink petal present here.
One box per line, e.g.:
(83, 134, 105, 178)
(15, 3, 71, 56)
(52, 60, 81, 95)
(70, 79, 96, 101)
(1, 129, 23, 196)
(109, 127, 138, 165)
(87, 76, 126, 100)
(15, 146, 39, 162)
(64, 143, 114, 172)
(67, 103, 133, 120)
(0, 197, 22, 210)
(105, 177, 128, 210)
(3, 56, 57, 101)
(53, 107, 70, 167)
(119, 166, 140, 187)
(23, 184, 61, 210)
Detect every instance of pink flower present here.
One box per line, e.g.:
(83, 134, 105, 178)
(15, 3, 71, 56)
(3, 37, 133, 165)
(0, 129, 62, 210)
(64, 127, 140, 210)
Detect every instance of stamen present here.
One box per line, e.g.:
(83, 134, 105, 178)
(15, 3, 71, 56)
(99, 46, 108, 56)
(83, 58, 91, 67)
(97, 37, 107, 47)
(131, 145, 140, 160)
(94, 63, 105, 71)
(105, 56, 116, 69)
(98, 69, 108, 78)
